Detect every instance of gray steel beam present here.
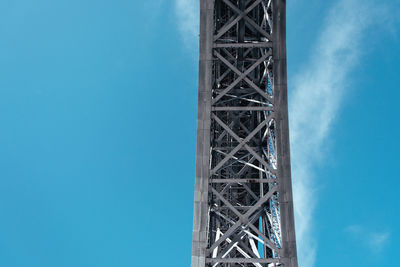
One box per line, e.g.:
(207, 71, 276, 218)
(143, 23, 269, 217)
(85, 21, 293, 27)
(273, 0, 298, 266)
(191, 0, 214, 266)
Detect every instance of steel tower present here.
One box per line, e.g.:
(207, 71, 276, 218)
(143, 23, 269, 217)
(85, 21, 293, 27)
(191, 0, 297, 266)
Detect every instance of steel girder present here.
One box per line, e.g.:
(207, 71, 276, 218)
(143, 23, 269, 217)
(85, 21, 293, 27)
(192, 1, 297, 266)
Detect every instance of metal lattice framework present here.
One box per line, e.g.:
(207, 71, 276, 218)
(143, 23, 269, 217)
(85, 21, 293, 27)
(192, 0, 297, 266)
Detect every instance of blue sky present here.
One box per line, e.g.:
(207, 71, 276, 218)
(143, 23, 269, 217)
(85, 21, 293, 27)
(0, 0, 399, 266)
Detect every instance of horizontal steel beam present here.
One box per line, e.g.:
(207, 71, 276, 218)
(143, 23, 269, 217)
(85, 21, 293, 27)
(212, 106, 273, 111)
(206, 258, 280, 263)
(214, 42, 273, 48)
(210, 179, 276, 183)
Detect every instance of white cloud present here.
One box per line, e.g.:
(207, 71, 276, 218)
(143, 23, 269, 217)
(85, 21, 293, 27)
(345, 225, 390, 253)
(369, 232, 390, 252)
(289, 0, 383, 266)
(174, 0, 199, 50)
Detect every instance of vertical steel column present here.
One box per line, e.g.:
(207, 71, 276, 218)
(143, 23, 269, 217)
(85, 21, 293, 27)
(191, 1, 298, 266)
(273, 0, 298, 266)
(192, 1, 214, 266)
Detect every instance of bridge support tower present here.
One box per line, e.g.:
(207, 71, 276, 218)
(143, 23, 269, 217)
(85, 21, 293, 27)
(192, 1, 298, 266)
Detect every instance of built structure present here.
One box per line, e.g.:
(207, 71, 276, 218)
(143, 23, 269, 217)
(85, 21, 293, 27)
(191, 0, 298, 266)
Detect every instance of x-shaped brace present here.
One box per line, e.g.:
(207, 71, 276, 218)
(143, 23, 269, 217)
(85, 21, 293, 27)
(213, 50, 273, 104)
(221, 0, 272, 41)
(211, 113, 276, 175)
(207, 185, 280, 253)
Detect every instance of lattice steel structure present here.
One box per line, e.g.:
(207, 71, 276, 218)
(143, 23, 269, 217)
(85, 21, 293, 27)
(191, 0, 297, 266)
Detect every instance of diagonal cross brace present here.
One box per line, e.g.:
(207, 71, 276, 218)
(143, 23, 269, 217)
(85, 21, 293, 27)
(213, 50, 273, 104)
(210, 114, 272, 175)
(212, 113, 277, 174)
(207, 186, 279, 253)
(211, 187, 279, 251)
(222, 0, 272, 41)
(214, 0, 263, 41)
(215, 209, 264, 259)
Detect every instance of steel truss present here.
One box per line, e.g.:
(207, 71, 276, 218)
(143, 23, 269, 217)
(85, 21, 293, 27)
(192, 0, 297, 266)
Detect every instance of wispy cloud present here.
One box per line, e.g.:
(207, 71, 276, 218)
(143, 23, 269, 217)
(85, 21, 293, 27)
(369, 232, 390, 252)
(289, 0, 386, 266)
(174, 0, 199, 50)
(345, 225, 390, 253)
